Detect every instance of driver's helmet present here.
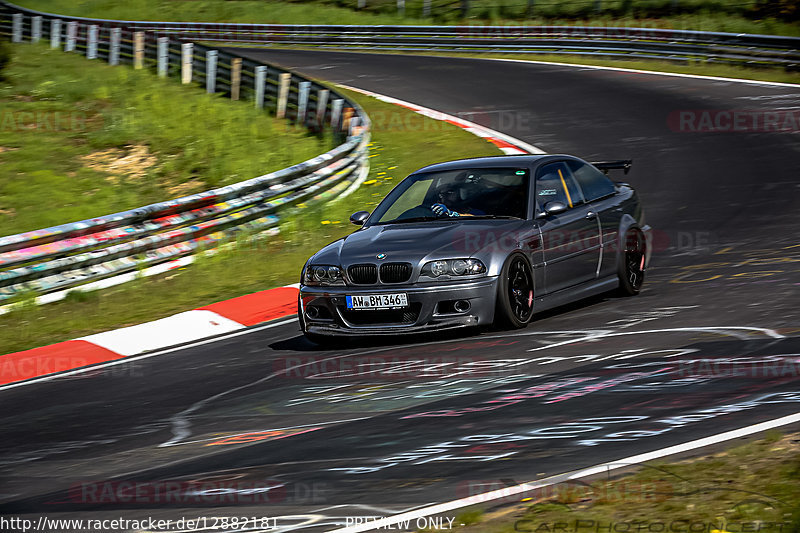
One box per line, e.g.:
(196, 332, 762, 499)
(436, 183, 463, 204)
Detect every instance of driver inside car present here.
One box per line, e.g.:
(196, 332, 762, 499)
(431, 174, 487, 217)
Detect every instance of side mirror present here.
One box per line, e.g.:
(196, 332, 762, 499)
(535, 201, 567, 218)
(350, 211, 370, 226)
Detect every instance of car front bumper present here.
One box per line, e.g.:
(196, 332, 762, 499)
(299, 277, 498, 336)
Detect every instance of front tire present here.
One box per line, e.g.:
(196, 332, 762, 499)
(618, 227, 646, 295)
(495, 253, 535, 329)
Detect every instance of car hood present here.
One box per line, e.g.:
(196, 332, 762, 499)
(310, 219, 529, 266)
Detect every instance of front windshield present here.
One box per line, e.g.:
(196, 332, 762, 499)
(370, 167, 530, 224)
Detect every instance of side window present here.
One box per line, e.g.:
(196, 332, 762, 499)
(567, 160, 616, 202)
(536, 162, 584, 209)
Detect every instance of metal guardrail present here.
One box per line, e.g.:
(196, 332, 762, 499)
(0, 4, 371, 302)
(1, 1, 797, 69)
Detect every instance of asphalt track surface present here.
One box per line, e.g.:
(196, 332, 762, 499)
(1, 51, 799, 532)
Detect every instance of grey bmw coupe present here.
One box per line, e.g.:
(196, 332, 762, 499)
(299, 155, 651, 342)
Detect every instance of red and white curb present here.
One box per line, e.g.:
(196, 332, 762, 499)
(0, 284, 300, 387)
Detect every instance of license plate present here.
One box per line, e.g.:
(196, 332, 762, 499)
(346, 293, 408, 310)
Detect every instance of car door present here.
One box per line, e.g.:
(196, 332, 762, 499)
(567, 159, 619, 279)
(535, 161, 602, 294)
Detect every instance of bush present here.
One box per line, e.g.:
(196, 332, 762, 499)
(751, 0, 800, 21)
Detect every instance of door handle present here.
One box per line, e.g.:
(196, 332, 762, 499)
(586, 211, 597, 220)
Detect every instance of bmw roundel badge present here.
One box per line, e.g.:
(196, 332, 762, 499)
(376, 253, 387, 260)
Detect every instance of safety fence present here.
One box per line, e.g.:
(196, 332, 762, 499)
(3, 1, 798, 69)
(0, 3, 371, 303)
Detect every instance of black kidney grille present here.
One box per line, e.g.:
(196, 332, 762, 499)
(348, 264, 378, 284)
(379, 262, 412, 283)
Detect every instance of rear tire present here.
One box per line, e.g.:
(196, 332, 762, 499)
(618, 227, 646, 296)
(495, 253, 535, 329)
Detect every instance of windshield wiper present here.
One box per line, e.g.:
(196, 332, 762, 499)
(377, 215, 521, 225)
(467, 215, 522, 220)
(378, 216, 445, 225)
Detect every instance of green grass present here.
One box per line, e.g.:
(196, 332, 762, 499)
(0, 43, 333, 236)
(447, 431, 800, 533)
(14, 0, 800, 36)
(0, 79, 501, 353)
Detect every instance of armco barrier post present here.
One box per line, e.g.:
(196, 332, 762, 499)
(331, 98, 343, 130)
(87, 25, 98, 59)
(276, 72, 291, 119)
(134, 32, 144, 69)
(297, 81, 311, 125)
(254, 65, 267, 109)
(50, 19, 61, 49)
(181, 42, 193, 84)
(12, 13, 22, 43)
(343, 107, 354, 133)
(66, 21, 76, 51)
(231, 58, 242, 101)
(157, 37, 169, 77)
(316, 88, 329, 126)
(206, 50, 218, 94)
(31, 16, 41, 43)
(398, 0, 405, 17)
(109, 28, 121, 65)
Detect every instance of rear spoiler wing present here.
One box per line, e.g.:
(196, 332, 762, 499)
(591, 160, 632, 175)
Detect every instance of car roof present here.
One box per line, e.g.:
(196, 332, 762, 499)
(410, 154, 580, 174)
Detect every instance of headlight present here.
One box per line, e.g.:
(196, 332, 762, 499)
(303, 265, 344, 286)
(421, 258, 486, 279)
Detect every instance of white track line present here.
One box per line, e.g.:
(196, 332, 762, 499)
(328, 411, 800, 533)
(487, 57, 800, 88)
